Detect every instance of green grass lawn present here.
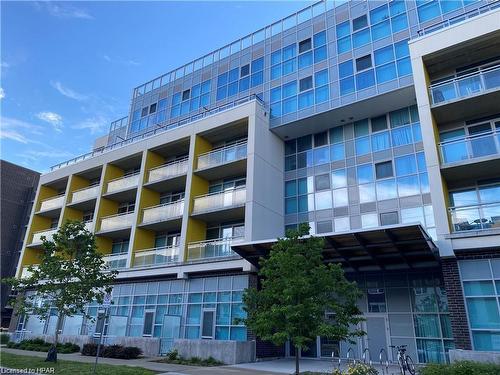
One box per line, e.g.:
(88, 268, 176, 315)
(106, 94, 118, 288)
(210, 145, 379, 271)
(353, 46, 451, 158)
(0, 352, 157, 375)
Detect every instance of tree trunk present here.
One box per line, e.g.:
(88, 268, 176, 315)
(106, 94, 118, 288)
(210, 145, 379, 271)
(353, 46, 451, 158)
(45, 314, 62, 362)
(295, 345, 300, 375)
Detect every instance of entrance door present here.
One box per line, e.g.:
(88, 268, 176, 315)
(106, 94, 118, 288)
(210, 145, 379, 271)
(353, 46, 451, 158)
(201, 309, 215, 339)
(364, 315, 390, 363)
(160, 315, 181, 354)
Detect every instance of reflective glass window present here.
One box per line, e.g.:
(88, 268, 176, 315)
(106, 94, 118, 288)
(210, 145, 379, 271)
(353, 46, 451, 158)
(398, 175, 420, 197)
(330, 143, 345, 161)
(299, 38, 312, 53)
(339, 60, 354, 78)
(376, 63, 397, 83)
(371, 20, 391, 41)
(315, 69, 329, 86)
(314, 46, 327, 62)
(357, 164, 373, 183)
(282, 96, 297, 114)
(340, 77, 355, 95)
(372, 131, 391, 151)
(417, 1, 441, 22)
(377, 179, 397, 200)
(374, 46, 394, 66)
(283, 81, 297, 98)
(353, 29, 371, 48)
(356, 70, 375, 90)
(313, 30, 326, 47)
(315, 86, 329, 103)
(298, 91, 314, 109)
(370, 4, 389, 24)
(355, 137, 370, 156)
(337, 36, 351, 54)
(299, 76, 313, 92)
(332, 169, 347, 188)
(395, 155, 417, 176)
(353, 15, 368, 31)
(336, 21, 350, 38)
(391, 14, 408, 32)
(298, 51, 313, 69)
(376, 161, 393, 179)
(359, 183, 376, 203)
(283, 44, 296, 60)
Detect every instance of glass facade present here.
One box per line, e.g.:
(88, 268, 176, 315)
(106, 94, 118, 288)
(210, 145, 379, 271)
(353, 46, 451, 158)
(460, 260, 500, 351)
(283, 105, 435, 239)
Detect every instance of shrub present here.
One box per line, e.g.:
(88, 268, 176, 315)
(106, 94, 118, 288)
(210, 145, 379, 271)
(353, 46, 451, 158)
(5, 339, 79, 353)
(166, 348, 179, 361)
(0, 333, 10, 345)
(339, 363, 378, 375)
(419, 361, 500, 375)
(81, 343, 142, 359)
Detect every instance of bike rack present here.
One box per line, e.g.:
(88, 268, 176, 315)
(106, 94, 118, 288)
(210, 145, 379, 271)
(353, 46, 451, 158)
(379, 348, 389, 375)
(362, 348, 372, 366)
(346, 347, 356, 365)
(331, 348, 341, 370)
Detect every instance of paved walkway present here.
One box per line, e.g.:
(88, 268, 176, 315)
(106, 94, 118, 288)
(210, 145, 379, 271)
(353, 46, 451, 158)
(1, 347, 401, 374)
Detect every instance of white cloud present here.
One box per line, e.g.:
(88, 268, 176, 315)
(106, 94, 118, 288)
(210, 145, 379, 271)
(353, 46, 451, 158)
(0, 62, 10, 69)
(22, 149, 74, 160)
(72, 115, 110, 135)
(36, 111, 63, 132)
(0, 88, 4, 100)
(103, 55, 140, 66)
(39, 2, 94, 20)
(50, 81, 88, 101)
(0, 117, 43, 144)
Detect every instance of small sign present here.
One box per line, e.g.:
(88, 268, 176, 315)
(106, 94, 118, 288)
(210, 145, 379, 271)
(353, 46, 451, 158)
(103, 293, 112, 307)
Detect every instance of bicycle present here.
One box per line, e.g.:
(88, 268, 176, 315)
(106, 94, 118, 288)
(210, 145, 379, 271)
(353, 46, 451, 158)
(390, 345, 416, 375)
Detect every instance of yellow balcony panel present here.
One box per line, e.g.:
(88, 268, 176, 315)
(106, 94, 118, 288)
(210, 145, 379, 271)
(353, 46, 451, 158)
(195, 140, 247, 180)
(103, 252, 128, 270)
(139, 200, 184, 231)
(186, 237, 243, 262)
(68, 185, 99, 210)
(37, 195, 65, 217)
(133, 245, 180, 268)
(191, 187, 246, 222)
(97, 212, 134, 238)
(28, 228, 58, 248)
(103, 173, 140, 201)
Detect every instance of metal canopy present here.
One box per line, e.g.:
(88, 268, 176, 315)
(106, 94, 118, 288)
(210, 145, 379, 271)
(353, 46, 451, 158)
(232, 224, 439, 272)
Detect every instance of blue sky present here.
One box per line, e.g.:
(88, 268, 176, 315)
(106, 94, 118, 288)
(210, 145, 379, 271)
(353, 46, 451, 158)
(1, 1, 312, 172)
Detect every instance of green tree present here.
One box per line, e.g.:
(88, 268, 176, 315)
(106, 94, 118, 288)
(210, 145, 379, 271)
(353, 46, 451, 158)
(5, 221, 117, 362)
(242, 224, 364, 375)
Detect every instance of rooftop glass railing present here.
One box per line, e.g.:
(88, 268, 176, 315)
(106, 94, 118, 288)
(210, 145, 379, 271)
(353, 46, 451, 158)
(71, 185, 100, 203)
(99, 212, 134, 232)
(31, 228, 58, 245)
(148, 158, 189, 183)
(39, 194, 65, 212)
(186, 236, 243, 261)
(416, 1, 500, 37)
(133, 245, 180, 267)
(439, 130, 500, 165)
(449, 202, 500, 232)
(192, 187, 246, 215)
(142, 200, 184, 224)
(197, 140, 247, 170)
(106, 173, 140, 194)
(430, 64, 500, 105)
(103, 253, 128, 270)
(50, 94, 264, 171)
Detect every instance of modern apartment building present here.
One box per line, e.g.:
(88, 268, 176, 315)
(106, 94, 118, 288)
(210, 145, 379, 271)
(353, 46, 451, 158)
(13, 0, 500, 364)
(1, 160, 40, 328)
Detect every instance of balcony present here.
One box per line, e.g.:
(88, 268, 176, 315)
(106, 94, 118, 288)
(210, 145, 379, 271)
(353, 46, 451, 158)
(139, 200, 184, 231)
(83, 220, 94, 232)
(146, 158, 188, 192)
(449, 202, 500, 233)
(29, 228, 57, 247)
(103, 253, 128, 270)
(68, 185, 100, 210)
(195, 140, 247, 180)
(133, 245, 180, 268)
(20, 265, 39, 279)
(38, 195, 65, 216)
(192, 187, 246, 221)
(98, 212, 134, 237)
(186, 237, 243, 262)
(104, 173, 140, 200)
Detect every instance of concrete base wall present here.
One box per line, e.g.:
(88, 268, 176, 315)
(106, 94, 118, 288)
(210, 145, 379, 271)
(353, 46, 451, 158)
(18, 333, 160, 357)
(173, 339, 256, 364)
(449, 349, 500, 364)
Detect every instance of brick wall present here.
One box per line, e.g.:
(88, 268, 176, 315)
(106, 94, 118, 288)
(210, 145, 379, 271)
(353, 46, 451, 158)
(441, 258, 472, 350)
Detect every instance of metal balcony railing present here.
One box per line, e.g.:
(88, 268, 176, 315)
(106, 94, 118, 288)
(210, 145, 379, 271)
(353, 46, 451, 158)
(449, 202, 500, 232)
(103, 253, 128, 270)
(106, 173, 140, 194)
(142, 200, 184, 224)
(192, 187, 246, 214)
(430, 64, 500, 105)
(71, 185, 99, 203)
(148, 158, 189, 183)
(197, 140, 248, 170)
(439, 130, 500, 165)
(99, 212, 134, 232)
(133, 245, 180, 267)
(186, 236, 243, 261)
(39, 195, 65, 212)
(416, 1, 500, 37)
(31, 228, 57, 244)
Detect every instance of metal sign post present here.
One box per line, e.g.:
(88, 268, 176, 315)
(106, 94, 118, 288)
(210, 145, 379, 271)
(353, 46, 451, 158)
(92, 294, 111, 375)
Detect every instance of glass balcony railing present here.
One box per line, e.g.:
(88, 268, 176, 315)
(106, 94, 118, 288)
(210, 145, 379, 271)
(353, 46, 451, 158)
(186, 237, 243, 261)
(83, 220, 94, 232)
(21, 265, 39, 279)
(133, 245, 180, 267)
(99, 212, 134, 232)
(449, 202, 500, 232)
(103, 253, 128, 270)
(106, 173, 140, 194)
(148, 158, 188, 183)
(39, 195, 65, 212)
(440, 130, 500, 165)
(31, 228, 58, 244)
(197, 140, 247, 170)
(71, 185, 99, 203)
(192, 187, 246, 214)
(142, 200, 184, 224)
(430, 64, 500, 105)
